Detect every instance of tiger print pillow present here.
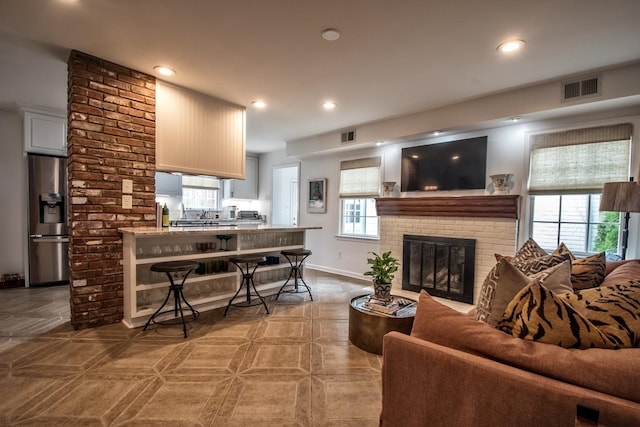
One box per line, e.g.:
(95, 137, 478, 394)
(498, 280, 640, 349)
(552, 243, 606, 289)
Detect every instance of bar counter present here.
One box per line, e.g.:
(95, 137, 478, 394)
(119, 225, 321, 328)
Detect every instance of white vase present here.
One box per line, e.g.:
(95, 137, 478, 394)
(489, 174, 513, 195)
(382, 181, 396, 197)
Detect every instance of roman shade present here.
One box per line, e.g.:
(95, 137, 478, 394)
(339, 157, 381, 197)
(528, 123, 632, 194)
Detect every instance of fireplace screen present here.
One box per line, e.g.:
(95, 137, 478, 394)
(402, 235, 475, 304)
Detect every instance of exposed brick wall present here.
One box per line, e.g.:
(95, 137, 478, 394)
(380, 216, 519, 305)
(67, 51, 156, 329)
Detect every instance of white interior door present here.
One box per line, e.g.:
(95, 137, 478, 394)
(272, 164, 299, 226)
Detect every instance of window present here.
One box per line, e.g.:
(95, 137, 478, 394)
(530, 194, 620, 256)
(528, 124, 632, 257)
(338, 157, 381, 238)
(181, 175, 220, 210)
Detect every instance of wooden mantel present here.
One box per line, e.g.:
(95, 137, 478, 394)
(375, 195, 520, 219)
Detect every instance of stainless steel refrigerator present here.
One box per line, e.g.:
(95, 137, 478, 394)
(27, 154, 69, 286)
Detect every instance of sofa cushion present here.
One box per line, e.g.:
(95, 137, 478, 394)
(499, 281, 640, 349)
(411, 290, 640, 403)
(600, 259, 640, 288)
(475, 258, 572, 327)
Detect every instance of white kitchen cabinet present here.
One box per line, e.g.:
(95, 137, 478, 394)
(155, 171, 182, 197)
(224, 155, 258, 199)
(23, 107, 67, 156)
(156, 80, 246, 178)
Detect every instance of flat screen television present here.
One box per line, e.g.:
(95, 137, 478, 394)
(401, 136, 487, 192)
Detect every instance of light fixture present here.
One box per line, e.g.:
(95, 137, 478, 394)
(508, 116, 521, 122)
(321, 29, 341, 41)
(252, 100, 267, 109)
(153, 66, 176, 76)
(433, 131, 441, 136)
(375, 141, 383, 146)
(599, 178, 640, 259)
(497, 39, 525, 54)
(322, 101, 337, 110)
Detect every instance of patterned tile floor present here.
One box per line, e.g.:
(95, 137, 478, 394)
(0, 271, 383, 426)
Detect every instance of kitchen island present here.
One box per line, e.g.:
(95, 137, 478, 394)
(119, 225, 321, 328)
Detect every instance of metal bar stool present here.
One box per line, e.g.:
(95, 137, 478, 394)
(224, 255, 269, 316)
(143, 260, 199, 338)
(276, 249, 313, 300)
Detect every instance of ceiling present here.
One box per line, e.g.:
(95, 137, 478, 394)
(1, 0, 640, 154)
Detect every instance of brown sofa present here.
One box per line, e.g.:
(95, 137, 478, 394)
(380, 260, 640, 427)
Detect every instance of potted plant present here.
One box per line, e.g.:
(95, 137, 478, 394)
(364, 251, 400, 301)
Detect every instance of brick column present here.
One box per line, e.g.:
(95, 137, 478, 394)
(67, 51, 156, 329)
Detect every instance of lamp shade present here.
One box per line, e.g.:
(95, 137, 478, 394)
(599, 181, 640, 212)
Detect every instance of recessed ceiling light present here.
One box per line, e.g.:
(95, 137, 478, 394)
(322, 101, 337, 110)
(375, 141, 384, 146)
(433, 130, 441, 136)
(508, 116, 521, 122)
(252, 100, 267, 109)
(497, 39, 525, 54)
(153, 66, 176, 76)
(321, 29, 341, 41)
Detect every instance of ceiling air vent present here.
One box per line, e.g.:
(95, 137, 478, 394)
(562, 76, 600, 101)
(341, 129, 356, 143)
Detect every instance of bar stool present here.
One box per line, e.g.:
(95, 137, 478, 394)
(143, 260, 199, 338)
(224, 255, 269, 316)
(276, 249, 313, 300)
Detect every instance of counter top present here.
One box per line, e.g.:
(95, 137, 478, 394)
(119, 224, 322, 237)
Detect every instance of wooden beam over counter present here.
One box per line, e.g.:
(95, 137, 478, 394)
(375, 195, 520, 219)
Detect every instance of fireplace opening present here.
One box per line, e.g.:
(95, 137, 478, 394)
(402, 235, 475, 304)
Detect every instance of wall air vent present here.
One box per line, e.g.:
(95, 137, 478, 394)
(341, 129, 356, 143)
(562, 76, 600, 101)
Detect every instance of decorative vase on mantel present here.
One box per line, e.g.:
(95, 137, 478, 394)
(382, 181, 397, 197)
(489, 173, 514, 195)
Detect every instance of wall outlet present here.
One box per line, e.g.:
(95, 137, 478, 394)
(122, 195, 132, 209)
(337, 250, 342, 259)
(122, 179, 133, 194)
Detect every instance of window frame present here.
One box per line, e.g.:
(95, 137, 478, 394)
(337, 156, 382, 240)
(528, 193, 621, 257)
(338, 197, 380, 239)
(524, 123, 632, 258)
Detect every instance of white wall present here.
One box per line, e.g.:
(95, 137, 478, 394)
(0, 110, 28, 276)
(258, 108, 640, 280)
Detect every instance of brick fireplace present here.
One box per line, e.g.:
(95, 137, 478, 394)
(377, 195, 520, 305)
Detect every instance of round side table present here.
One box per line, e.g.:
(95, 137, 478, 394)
(348, 294, 416, 355)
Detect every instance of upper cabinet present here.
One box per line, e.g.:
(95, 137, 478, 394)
(156, 81, 246, 178)
(23, 106, 67, 157)
(223, 155, 258, 199)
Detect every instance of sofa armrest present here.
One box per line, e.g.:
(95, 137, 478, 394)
(381, 332, 640, 427)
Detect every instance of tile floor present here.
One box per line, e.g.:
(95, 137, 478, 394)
(0, 271, 383, 426)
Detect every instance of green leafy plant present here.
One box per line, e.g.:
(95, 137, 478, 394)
(364, 251, 399, 284)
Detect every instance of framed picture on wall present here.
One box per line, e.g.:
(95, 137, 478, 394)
(308, 178, 327, 213)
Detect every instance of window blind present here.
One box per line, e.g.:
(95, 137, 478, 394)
(182, 175, 220, 189)
(528, 124, 632, 194)
(339, 157, 381, 197)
